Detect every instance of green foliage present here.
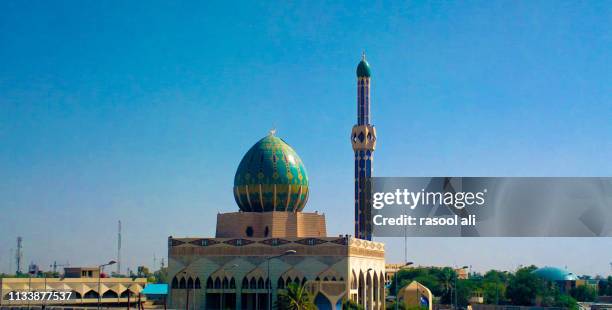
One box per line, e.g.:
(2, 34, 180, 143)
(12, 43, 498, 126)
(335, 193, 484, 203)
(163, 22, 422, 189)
(554, 294, 578, 310)
(276, 283, 315, 310)
(506, 265, 543, 306)
(344, 298, 365, 310)
(570, 285, 598, 302)
(482, 270, 508, 304)
(385, 301, 405, 310)
(154, 267, 168, 284)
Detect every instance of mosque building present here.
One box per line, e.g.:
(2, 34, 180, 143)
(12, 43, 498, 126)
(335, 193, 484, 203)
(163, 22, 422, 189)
(167, 55, 386, 310)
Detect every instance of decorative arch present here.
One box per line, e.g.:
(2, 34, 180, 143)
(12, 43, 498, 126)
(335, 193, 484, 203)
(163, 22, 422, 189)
(84, 290, 99, 299)
(358, 271, 365, 305)
(179, 277, 186, 289)
(194, 277, 201, 289)
(351, 270, 358, 289)
(187, 277, 194, 289)
(277, 277, 285, 289)
(102, 290, 118, 299)
(317, 267, 343, 282)
(314, 293, 333, 310)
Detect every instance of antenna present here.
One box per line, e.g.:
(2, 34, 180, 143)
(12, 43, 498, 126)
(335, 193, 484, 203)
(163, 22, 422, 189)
(117, 220, 122, 275)
(9, 248, 14, 274)
(153, 253, 157, 271)
(16, 237, 23, 274)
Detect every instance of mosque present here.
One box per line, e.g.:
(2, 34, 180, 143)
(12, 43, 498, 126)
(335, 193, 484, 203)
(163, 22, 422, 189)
(167, 55, 386, 310)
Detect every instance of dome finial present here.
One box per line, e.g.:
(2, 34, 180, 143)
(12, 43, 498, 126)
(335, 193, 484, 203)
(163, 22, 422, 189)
(362, 50, 366, 61)
(269, 128, 276, 136)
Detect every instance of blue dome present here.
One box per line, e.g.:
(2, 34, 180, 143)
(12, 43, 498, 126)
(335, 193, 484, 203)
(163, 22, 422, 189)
(356, 59, 371, 78)
(233, 133, 309, 212)
(532, 267, 576, 281)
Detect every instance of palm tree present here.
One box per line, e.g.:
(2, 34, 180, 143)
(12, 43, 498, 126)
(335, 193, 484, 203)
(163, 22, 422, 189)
(276, 283, 315, 310)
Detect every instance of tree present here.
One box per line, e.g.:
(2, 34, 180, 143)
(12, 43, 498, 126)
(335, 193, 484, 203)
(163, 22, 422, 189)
(154, 267, 168, 284)
(438, 267, 455, 304)
(276, 283, 315, 310)
(506, 266, 543, 306)
(570, 285, 598, 302)
(554, 294, 578, 310)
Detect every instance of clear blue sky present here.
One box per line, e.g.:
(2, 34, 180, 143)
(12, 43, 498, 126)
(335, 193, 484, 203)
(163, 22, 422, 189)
(1, 1, 611, 276)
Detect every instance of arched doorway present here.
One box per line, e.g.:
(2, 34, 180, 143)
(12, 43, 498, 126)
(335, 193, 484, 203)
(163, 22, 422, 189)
(314, 293, 332, 310)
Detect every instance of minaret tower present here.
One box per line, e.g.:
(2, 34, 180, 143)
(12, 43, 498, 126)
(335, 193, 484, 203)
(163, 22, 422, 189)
(351, 53, 376, 240)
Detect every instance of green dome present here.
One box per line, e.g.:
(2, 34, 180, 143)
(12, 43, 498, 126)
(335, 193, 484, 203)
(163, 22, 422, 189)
(356, 59, 371, 77)
(532, 267, 577, 281)
(233, 133, 309, 212)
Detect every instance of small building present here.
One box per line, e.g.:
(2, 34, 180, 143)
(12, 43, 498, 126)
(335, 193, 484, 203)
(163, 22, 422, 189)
(63, 267, 100, 278)
(0, 276, 147, 308)
(398, 281, 433, 310)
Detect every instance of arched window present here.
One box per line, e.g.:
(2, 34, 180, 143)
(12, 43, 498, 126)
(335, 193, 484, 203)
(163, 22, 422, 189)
(207, 277, 214, 289)
(323, 277, 329, 282)
(172, 277, 179, 289)
(102, 290, 118, 299)
(84, 290, 99, 299)
(277, 277, 285, 289)
(257, 277, 264, 289)
(285, 277, 292, 287)
(179, 277, 186, 289)
(71, 291, 82, 299)
(301, 277, 307, 286)
(249, 277, 257, 289)
(230, 278, 236, 289)
(242, 278, 249, 289)
(331, 277, 337, 281)
(222, 277, 229, 289)
(265, 279, 271, 289)
(187, 277, 194, 289)
(315, 277, 321, 282)
(195, 277, 201, 289)
(120, 290, 133, 298)
(214, 277, 221, 289)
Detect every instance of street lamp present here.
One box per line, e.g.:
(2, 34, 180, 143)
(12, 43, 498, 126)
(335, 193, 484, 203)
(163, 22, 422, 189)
(220, 264, 238, 310)
(454, 266, 469, 310)
(267, 250, 297, 310)
(395, 262, 414, 310)
(98, 260, 117, 310)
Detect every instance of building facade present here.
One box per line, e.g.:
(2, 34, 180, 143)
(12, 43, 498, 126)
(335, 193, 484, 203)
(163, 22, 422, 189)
(0, 276, 147, 308)
(167, 55, 386, 310)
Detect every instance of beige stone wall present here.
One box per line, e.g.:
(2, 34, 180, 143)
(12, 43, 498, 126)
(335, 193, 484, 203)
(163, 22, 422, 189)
(215, 211, 327, 238)
(0, 277, 147, 306)
(167, 235, 385, 309)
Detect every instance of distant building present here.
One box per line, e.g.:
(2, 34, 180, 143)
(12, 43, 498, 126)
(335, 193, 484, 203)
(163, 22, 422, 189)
(532, 266, 597, 293)
(0, 275, 147, 308)
(63, 267, 100, 278)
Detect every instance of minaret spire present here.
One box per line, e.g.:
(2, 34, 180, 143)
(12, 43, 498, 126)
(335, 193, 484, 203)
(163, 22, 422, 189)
(352, 54, 376, 240)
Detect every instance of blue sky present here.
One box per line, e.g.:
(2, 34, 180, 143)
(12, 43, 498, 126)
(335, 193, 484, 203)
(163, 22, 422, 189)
(1, 1, 611, 276)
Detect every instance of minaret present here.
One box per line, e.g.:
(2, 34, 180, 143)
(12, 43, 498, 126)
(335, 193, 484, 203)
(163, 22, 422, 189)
(351, 53, 376, 240)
